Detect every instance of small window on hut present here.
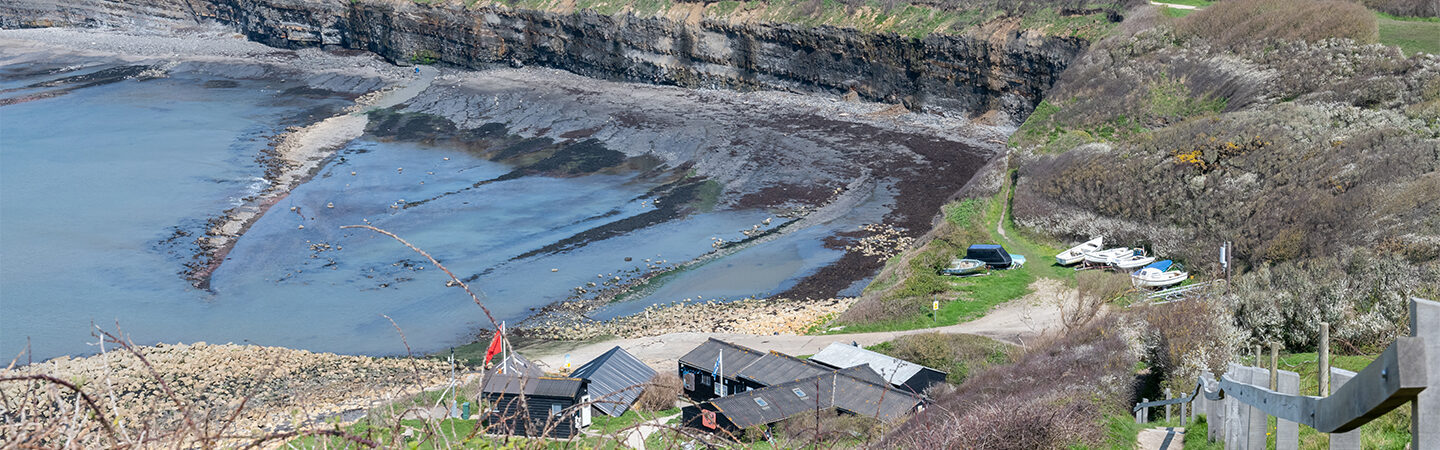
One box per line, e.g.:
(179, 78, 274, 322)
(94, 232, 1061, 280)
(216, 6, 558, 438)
(792, 388, 806, 398)
(550, 404, 562, 417)
(684, 372, 695, 391)
(753, 397, 769, 408)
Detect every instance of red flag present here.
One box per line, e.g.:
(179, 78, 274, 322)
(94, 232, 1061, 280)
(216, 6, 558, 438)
(483, 325, 504, 366)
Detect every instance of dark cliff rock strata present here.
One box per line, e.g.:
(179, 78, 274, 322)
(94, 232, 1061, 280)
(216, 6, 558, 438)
(3, 0, 1086, 122)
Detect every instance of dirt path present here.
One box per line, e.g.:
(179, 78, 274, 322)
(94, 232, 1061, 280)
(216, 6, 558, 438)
(1137, 426, 1185, 449)
(527, 278, 1073, 372)
(1149, 1, 1200, 9)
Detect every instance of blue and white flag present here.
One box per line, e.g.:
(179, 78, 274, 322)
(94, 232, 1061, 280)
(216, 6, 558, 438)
(713, 349, 722, 378)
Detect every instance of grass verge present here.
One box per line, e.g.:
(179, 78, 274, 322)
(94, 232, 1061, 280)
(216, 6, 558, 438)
(1376, 14, 1440, 55)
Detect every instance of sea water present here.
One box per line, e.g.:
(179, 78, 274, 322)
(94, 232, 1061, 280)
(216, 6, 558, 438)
(0, 64, 879, 361)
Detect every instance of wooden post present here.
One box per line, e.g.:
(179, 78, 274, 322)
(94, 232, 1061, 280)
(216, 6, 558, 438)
(1329, 368, 1360, 450)
(1276, 369, 1300, 450)
(1319, 322, 1330, 396)
(1269, 342, 1280, 390)
(1141, 398, 1149, 423)
(1224, 364, 1245, 450)
(1410, 298, 1438, 449)
(1207, 373, 1222, 443)
(1246, 367, 1266, 450)
(1165, 388, 1172, 422)
(1180, 401, 1187, 427)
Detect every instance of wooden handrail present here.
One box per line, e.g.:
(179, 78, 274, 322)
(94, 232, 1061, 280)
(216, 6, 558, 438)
(1132, 297, 1436, 446)
(1218, 337, 1426, 433)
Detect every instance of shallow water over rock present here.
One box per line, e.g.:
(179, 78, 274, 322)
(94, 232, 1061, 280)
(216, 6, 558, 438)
(2, 50, 998, 361)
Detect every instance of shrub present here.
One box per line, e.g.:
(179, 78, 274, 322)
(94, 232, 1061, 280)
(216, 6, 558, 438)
(1362, 0, 1440, 18)
(634, 373, 682, 411)
(1064, 271, 1131, 330)
(1137, 296, 1243, 394)
(1177, 0, 1378, 50)
(881, 316, 1143, 449)
(1229, 252, 1436, 352)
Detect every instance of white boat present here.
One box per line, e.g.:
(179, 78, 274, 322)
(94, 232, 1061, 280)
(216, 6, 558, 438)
(1132, 260, 1188, 288)
(1055, 237, 1103, 265)
(1083, 247, 1133, 265)
(1110, 252, 1156, 270)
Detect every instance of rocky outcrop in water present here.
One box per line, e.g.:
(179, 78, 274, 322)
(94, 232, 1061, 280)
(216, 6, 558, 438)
(3, 0, 1087, 122)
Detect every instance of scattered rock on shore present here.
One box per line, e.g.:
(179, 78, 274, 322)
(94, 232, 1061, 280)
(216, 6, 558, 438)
(1, 342, 449, 438)
(521, 297, 856, 340)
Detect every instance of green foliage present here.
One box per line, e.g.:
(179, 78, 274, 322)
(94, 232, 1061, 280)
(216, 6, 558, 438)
(1159, 6, 1194, 18)
(1017, 7, 1122, 41)
(1377, 15, 1440, 55)
(1155, 0, 1210, 7)
(410, 49, 440, 65)
(1095, 411, 1146, 450)
(1145, 75, 1226, 121)
(591, 407, 681, 434)
(1181, 416, 1224, 449)
(835, 266, 1034, 334)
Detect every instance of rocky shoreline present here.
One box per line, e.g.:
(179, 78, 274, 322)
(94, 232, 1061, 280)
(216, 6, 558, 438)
(1, 342, 451, 440)
(519, 297, 857, 341)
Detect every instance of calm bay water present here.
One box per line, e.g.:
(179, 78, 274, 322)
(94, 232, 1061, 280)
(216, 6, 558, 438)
(1, 64, 881, 361)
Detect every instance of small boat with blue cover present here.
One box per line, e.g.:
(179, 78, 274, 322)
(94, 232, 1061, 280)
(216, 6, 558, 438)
(1131, 260, 1187, 288)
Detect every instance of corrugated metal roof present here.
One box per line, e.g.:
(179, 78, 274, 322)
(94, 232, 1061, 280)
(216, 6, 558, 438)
(569, 346, 657, 417)
(481, 375, 585, 398)
(735, 351, 831, 386)
(677, 338, 766, 377)
(810, 342, 946, 386)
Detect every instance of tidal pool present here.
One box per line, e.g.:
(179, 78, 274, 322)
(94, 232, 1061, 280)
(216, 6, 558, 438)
(0, 64, 884, 360)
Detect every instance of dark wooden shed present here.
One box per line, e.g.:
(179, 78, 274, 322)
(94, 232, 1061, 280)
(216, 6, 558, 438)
(677, 338, 766, 402)
(682, 365, 925, 435)
(479, 374, 591, 439)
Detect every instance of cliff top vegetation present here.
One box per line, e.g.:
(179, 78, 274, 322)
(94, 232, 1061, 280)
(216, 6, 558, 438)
(428, 0, 1142, 39)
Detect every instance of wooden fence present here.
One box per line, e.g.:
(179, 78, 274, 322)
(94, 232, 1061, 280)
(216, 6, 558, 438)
(1132, 297, 1438, 449)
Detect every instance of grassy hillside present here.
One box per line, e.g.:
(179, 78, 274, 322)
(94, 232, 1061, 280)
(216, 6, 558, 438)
(1006, 0, 1439, 350)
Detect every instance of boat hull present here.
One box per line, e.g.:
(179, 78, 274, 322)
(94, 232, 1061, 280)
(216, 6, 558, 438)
(1083, 248, 1132, 265)
(1112, 256, 1157, 270)
(1056, 238, 1103, 266)
(941, 259, 988, 276)
(1132, 271, 1187, 288)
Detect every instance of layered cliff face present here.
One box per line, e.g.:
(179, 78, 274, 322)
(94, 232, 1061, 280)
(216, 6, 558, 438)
(2, 0, 1088, 122)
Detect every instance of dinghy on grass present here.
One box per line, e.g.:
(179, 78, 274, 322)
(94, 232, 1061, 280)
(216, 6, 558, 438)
(1083, 247, 1133, 265)
(1056, 237, 1103, 266)
(941, 259, 988, 276)
(1131, 260, 1187, 288)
